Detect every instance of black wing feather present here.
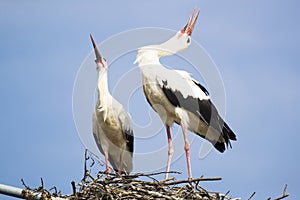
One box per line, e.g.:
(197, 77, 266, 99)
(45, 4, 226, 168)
(161, 80, 211, 125)
(161, 79, 236, 152)
(124, 128, 134, 153)
(192, 80, 209, 96)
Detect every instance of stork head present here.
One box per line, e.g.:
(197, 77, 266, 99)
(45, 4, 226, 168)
(90, 34, 108, 72)
(134, 8, 200, 65)
(156, 8, 200, 57)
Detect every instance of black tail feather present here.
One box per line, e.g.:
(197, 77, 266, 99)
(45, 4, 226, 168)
(214, 142, 226, 153)
(223, 122, 237, 141)
(214, 122, 236, 153)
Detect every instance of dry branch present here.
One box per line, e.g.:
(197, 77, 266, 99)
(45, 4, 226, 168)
(63, 171, 234, 200)
(0, 151, 290, 200)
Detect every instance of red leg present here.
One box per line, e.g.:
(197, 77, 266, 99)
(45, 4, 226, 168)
(181, 124, 192, 179)
(118, 152, 124, 175)
(165, 125, 174, 180)
(104, 151, 111, 174)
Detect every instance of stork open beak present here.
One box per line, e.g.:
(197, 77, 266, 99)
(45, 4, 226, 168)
(182, 8, 200, 36)
(90, 34, 103, 64)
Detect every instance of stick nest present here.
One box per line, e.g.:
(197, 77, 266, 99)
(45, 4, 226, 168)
(64, 171, 237, 200)
(18, 151, 288, 200)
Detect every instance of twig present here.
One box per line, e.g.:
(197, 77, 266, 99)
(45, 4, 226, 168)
(139, 170, 181, 177)
(267, 184, 289, 200)
(162, 177, 222, 186)
(20, 179, 30, 190)
(195, 183, 212, 200)
(130, 185, 175, 200)
(274, 184, 289, 200)
(49, 186, 57, 194)
(164, 176, 175, 182)
(49, 186, 58, 196)
(221, 190, 230, 200)
(248, 192, 256, 200)
(71, 181, 77, 198)
(121, 171, 181, 179)
(283, 184, 288, 196)
(82, 149, 89, 182)
(37, 178, 44, 192)
(274, 195, 289, 200)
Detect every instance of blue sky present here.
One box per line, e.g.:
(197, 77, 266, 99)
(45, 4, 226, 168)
(1, 1, 299, 199)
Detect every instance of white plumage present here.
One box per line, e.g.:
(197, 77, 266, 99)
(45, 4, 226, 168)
(135, 9, 236, 179)
(90, 34, 134, 174)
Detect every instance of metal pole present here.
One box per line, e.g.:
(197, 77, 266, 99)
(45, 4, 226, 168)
(0, 184, 24, 199)
(0, 183, 67, 200)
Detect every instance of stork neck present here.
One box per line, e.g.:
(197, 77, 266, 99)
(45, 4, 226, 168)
(136, 34, 185, 66)
(158, 32, 190, 56)
(136, 50, 161, 66)
(96, 70, 110, 107)
(158, 40, 178, 56)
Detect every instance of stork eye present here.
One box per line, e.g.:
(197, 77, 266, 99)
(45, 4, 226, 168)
(187, 38, 190, 43)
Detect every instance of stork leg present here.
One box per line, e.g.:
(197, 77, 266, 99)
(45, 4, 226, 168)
(165, 125, 174, 180)
(118, 152, 124, 175)
(104, 151, 111, 174)
(181, 123, 192, 179)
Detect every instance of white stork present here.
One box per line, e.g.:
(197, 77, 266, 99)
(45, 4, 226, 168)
(134, 9, 236, 179)
(90, 34, 134, 174)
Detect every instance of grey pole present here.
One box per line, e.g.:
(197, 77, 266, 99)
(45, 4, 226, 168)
(0, 184, 24, 199)
(0, 183, 67, 200)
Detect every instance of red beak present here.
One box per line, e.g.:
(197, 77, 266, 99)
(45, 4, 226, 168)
(90, 34, 103, 64)
(182, 8, 200, 36)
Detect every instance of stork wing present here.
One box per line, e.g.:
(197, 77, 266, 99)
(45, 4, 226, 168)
(156, 69, 236, 151)
(118, 109, 134, 154)
(92, 111, 105, 155)
(156, 69, 211, 123)
(117, 107, 134, 173)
